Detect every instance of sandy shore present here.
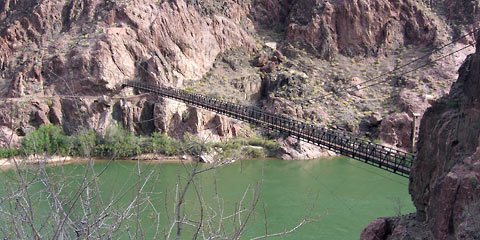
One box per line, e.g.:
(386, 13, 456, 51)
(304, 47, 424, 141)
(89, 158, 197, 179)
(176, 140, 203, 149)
(0, 154, 196, 169)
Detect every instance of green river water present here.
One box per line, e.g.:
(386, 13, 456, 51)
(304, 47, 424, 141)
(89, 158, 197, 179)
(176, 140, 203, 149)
(1, 157, 414, 239)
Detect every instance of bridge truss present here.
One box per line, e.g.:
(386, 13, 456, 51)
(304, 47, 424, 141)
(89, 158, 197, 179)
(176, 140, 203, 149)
(123, 81, 414, 177)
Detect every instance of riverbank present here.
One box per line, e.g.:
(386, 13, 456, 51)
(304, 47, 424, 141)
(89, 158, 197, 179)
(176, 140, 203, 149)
(0, 153, 197, 170)
(0, 124, 338, 170)
(0, 124, 282, 165)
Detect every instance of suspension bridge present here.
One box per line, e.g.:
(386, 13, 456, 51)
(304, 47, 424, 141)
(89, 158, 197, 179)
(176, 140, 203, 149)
(123, 81, 415, 178)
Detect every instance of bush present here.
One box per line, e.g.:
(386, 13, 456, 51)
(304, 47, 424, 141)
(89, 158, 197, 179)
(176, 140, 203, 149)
(221, 141, 242, 152)
(0, 148, 20, 158)
(242, 147, 263, 158)
(16, 124, 195, 158)
(145, 132, 179, 156)
(180, 133, 211, 156)
(246, 137, 279, 155)
(264, 140, 280, 155)
(96, 125, 143, 157)
(12, 124, 281, 159)
(247, 138, 265, 147)
(72, 129, 98, 157)
(21, 125, 72, 156)
(211, 136, 279, 158)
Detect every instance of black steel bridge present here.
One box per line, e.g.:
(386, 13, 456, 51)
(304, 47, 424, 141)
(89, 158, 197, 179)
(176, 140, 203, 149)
(123, 81, 415, 177)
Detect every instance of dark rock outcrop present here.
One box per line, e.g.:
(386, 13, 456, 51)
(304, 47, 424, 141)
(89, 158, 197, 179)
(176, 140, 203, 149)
(444, 0, 480, 27)
(360, 218, 387, 240)
(251, 0, 291, 27)
(408, 35, 480, 239)
(378, 112, 413, 150)
(362, 34, 480, 240)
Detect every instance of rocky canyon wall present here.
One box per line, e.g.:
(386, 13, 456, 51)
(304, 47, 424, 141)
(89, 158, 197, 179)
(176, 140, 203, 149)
(362, 34, 480, 240)
(255, 0, 445, 59)
(409, 33, 480, 240)
(0, 0, 477, 160)
(0, 0, 255, 147)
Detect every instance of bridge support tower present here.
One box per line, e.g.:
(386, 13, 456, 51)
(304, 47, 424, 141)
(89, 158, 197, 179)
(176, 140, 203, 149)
(411, 112, 421, 153)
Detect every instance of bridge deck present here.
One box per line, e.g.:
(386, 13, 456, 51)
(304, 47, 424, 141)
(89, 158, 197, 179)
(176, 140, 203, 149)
(123, 81, 414, 177)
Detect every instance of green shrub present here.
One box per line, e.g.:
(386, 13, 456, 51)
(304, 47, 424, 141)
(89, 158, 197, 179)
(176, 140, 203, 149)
(264, 140, 280, 155)
(247, 138, 265, 146)
(242, 147, 263, 158)
(72, 129, 98, 157)
(21, 125, 72, 156)
(0, 148, 20, 158)
(96, 125, 142, 157)
(145, 132, 179, 156)
(180, 133, 210, 156)
(14, 124, 281, 159)
(220, 141, 242, 152)
(246, 138, 279, 155)
(211, 137, 279, 157)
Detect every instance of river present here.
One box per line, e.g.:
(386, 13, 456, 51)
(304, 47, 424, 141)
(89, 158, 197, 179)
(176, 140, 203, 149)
(0, 157, 414, 239)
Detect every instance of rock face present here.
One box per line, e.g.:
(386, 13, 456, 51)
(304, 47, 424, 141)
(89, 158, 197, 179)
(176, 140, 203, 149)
(0, 0, 476, 163)
(251, 0, 291, 27)
(360, 218, 387, 240)
(409, 36, 480, 239)
(0, 0, 254, 142)
(0, 126, 20, 149)
(362, 35, 480, 240)
(250, 0, 445, 60)
(163, 105, 242, 141)
(378, 112, 413, 150)
(284, 0, 441, 59)
(444, 0, 480, 28)
(362, 214, 433, 239)
(1, 0, 255, 96)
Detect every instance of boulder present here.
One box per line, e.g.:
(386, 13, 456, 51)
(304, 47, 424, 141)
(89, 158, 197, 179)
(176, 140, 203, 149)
(368, 112, 383, 126)
(0, 126, 21, 149)
(378, 113, 412, 150)
(277, 136, 335, 160)
(360, 218, 387, 240)
(48, 97, 63, 125)
(347, 77, 364, 97)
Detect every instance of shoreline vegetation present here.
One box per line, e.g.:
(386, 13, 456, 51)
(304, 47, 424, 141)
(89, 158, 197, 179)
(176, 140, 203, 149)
(0, 154, 286, 169)
(0, 154, 194, 169)
(0, 125, 280, 169)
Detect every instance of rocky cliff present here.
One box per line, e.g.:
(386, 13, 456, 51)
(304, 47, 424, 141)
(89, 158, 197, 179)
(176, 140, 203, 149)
(1, 0, 479, 236)
(251, 0, 472, 150)
(361, 34, 480, 240)
(0, 0, 256, 148)
(255, 0, 448, 59)
(0, 0, 477, 160)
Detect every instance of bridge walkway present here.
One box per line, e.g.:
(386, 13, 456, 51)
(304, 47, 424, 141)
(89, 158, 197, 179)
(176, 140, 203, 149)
(123, 81, 414, 177)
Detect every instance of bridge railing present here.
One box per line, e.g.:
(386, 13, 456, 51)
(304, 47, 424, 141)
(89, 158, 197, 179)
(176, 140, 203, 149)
(123, 81, 414, 177)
